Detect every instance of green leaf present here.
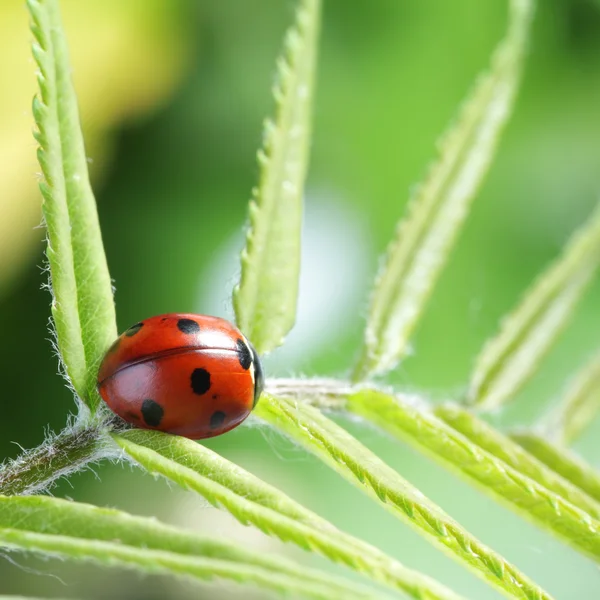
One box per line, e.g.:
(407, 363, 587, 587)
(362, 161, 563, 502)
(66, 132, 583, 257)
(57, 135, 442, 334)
(233, 0, 320, 354)
(352, 0, 534, 381)
(0, 495, 382, 600)
(256, 395, 553, 600)
(542, 348, 600, 444)
(27, 0, 117, 409)
(115, 430, 466, 600)
(345, 390, 600, 561)
(469, 201, 600, 411)
(434, 403, 600, 521)
(511, 431, 600, 503)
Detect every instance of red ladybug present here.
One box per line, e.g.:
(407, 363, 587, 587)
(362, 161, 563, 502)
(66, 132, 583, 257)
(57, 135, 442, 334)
(97, 314, 264, 440)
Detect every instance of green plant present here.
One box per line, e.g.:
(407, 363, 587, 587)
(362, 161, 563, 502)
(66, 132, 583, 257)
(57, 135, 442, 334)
(1, 0, 599, 598)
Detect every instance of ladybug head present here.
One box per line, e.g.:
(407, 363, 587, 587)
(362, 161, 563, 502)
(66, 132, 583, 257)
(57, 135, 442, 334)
(249, 342, 264, 408)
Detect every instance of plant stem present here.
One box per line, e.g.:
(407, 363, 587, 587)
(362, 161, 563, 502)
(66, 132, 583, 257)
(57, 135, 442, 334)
(3, 376, 598, 520)
(0, 380, 398, 498)
(0, 419, 114, 495)
(0, 380, 348, 497)
(265, 378, 353, 406)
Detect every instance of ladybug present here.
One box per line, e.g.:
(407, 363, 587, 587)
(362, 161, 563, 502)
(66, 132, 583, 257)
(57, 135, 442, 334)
(97, 314, 264, 440)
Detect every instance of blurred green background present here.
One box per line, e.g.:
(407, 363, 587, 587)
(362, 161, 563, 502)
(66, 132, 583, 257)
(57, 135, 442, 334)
(1, 0, 600, 598)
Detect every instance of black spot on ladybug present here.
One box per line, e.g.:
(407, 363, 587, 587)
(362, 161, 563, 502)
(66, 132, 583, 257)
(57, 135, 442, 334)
(191, 368, 211, 395)
(125, 322, 144, 337)
(177, 318, 200, 334)
(250, 342, 264, 408)
(141, 399, 164, 427)
(236, 338, 252, 370)
(210, 411, 226, 430)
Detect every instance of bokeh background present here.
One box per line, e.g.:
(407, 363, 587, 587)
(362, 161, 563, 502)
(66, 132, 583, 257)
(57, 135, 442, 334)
(1, 0, 600, 598)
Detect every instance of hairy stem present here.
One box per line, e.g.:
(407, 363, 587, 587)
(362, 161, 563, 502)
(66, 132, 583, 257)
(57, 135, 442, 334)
(3, 375, 597, 534)
(0, 418, 114, 496)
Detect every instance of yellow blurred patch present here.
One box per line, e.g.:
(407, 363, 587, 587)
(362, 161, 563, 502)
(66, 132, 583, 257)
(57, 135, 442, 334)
(0, 0, 191, 294)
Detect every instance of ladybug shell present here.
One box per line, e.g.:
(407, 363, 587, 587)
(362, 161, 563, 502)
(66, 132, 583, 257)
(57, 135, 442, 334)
(98, 314, 263, 440)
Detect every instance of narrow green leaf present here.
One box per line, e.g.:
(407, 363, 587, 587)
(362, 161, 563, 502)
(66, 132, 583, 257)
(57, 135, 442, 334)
(511, 431, 600, 503)
(1, 530, 373, 600)
(0, 495, 380, 600)
(344, 390, 600, 560)
(233, 0, 320, 354)
(115, 430, 466, 600)
(352, 0, 534, 381)
(27, 0, 117, 409)
(469, 201, 600, 411)
(542, 348, 600, 444)
(256, 395, 554, 600)
(434, 403, 600, 521)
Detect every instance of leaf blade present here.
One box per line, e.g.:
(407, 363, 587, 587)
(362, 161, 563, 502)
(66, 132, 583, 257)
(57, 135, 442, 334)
(434, 403, 600, 521)
(233, 0, 320, 354)
(511, 431, 600, 503)
(353, 0, 534, 380)
(469, 201, 600, 410)
(256, 395, 554, 600)
(28, 0, 117, 409)
(543, 348, 600, 444)
(344, 390, 600, 561)
(0, 495, 379, 600)
(115, 430, 466, 600)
